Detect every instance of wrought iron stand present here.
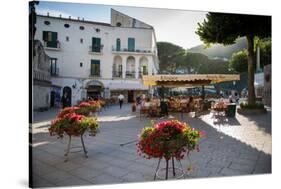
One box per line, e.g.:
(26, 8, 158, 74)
(64, 134, 88, 162)
(154, 156, 185, 180)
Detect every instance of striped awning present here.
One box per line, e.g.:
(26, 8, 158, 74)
(142, 74, 240, 87)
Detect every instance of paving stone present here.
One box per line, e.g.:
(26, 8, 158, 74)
(229, 162, 254, 173)
(91, 173, 124, 184)
(32, 104, 272, 186)
(121, 171, 145, 182)
(220, 167, 249, 176)
(69, 166, 102, 180)
(43, 170, 75, 184)
(102, 165, 131, 178)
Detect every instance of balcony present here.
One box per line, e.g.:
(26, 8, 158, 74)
(112, 47, 155, 55)
(112, 71, 122, 78)
(44, 41, 60, 51)
(50, 67, 59, 76)
(126, 71, 136, 79)
(89, 45, 103, 55)
(138, 71, 148, 79)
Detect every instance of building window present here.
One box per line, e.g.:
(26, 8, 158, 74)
(80, 62, 83, 67)
(91, 37, 101, 52)
(91, 60, 100, 76)
(95, 28, 100, 32)
(80, 38, 83, 44)
(43, 31, 58, 48)
(128, 38, 135, 52)
(116, 22, 122, 27)
(64, 23, 70, 28)
(44, 21, 50, 25)
(116, 38, 121, 51)
(142, 66, 148, 75)
(79, 26, 85, 30)
(50, 58, 58, 76)
(66, 36, 69, 41)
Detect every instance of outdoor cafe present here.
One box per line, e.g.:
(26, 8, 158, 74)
(138, 74, 240, 119)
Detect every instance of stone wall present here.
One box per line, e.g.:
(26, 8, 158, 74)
(33, 40, 52, 111)
(33, 85, 50, 110)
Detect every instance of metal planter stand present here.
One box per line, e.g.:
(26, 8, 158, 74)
(64, 134, 88, 162)
(154, 156, 185, 180)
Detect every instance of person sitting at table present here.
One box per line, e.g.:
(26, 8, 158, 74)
(186, 96, 195, 112)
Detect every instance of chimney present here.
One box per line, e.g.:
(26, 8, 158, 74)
(47, 12, 49, 17)
(78, 17, 80, 20)
(59, 14, 62, 18)
(82, 18, 84, 21)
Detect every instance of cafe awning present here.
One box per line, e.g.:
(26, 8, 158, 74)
(142, 74, 240, 87)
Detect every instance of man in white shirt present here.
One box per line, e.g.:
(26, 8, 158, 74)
(118, 94, 125, 109)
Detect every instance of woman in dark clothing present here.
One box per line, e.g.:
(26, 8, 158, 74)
(61, 93, 70, 108)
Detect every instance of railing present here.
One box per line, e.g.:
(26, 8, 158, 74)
(112, 71, 122, 78)
(44, 41, 60, 50)
(89, 45, 103, 54)
(138, 71, 148, 78)
(126, 71, 136, 78)
(112, 46, 155, 54)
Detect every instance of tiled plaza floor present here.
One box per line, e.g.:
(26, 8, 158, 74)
(31, 104, 272, 187)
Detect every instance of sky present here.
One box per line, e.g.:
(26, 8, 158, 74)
(36, 1, 207, 49)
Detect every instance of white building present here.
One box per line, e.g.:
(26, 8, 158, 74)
(35, 9, 159, 106)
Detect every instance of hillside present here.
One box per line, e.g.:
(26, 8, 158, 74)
(187, 37, 247, 59)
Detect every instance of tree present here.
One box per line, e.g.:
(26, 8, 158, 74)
(229, 50, 248, 73)
(196, 13, 271, 105)
(157, 42, 185, 73)
(259, 38, 271, 67)
(184, 52, 208, 73)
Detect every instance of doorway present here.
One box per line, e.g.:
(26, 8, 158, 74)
(62, 86, 72, 107)
(50, 91, 55, 107)
(128, 90, 134, 103)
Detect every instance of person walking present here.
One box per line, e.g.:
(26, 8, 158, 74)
(118, 94, 124, 109)
(61, 92, 70, 108)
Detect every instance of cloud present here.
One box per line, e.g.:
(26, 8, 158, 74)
(36, 8, 75, 19)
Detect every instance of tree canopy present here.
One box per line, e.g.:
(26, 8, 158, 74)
(229, 50, 248, 73)
(196, 12, 271, 105)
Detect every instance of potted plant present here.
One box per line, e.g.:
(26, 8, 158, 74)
(49, 104, 100, 161)
(137, 120, 204, 180)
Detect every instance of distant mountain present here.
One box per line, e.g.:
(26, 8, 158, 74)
(187, 37, 247, 59)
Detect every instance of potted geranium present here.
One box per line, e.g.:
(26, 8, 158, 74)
(137, 120, 204, 180)
(49, 105, 100, 161)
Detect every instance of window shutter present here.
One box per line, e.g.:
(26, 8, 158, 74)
(128, 38, 135, 51)
(43, 31, 48, 41)
(92, 37, 101, 52)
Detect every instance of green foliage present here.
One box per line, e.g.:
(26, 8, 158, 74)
(157, 42, 185, 73)
(196, 12, 271, 105)
(259, 38, 271, 66)
(196, 13, 271, 45)
(229, 50, 248, 73)
(240, 102, 265, 109)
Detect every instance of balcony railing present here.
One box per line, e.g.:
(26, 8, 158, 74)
(112, 71, 122, 78)
(44, 41, 60, 50)
(89, 45, 103, 54)
(138, 71, 148, 78)
(50, 67, 59, 76)
(126, 71, 136, 78)
(112, 47, 155, 54)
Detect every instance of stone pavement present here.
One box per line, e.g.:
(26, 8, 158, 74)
(31, 104, 271, 187)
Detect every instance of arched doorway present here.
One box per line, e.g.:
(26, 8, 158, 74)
(62, 86, 72, 107)
(113, 55, 122, 78)
(86, 80, 104, 100)
(126, 56, 135, 78)
(139, 56, 148, 78)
